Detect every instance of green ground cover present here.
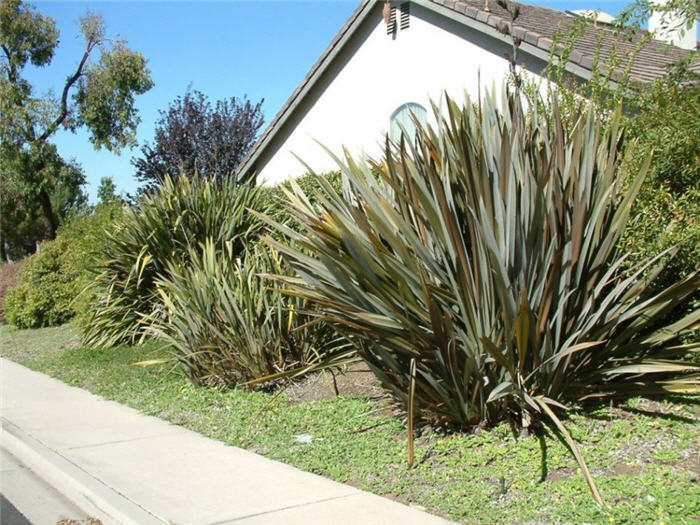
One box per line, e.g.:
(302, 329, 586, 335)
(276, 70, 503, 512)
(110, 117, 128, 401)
(1, 323, 698, 524)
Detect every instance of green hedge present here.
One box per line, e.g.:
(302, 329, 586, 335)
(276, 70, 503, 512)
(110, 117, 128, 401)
(258, 171, 342, 233)
(617, 80, 700, 321)
(4, 202, 123, 329)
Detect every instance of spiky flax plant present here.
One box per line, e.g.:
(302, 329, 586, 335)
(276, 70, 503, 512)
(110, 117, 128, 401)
(266, 88, 700, 504)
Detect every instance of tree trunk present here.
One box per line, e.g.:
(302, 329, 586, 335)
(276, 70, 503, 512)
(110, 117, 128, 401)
(38, 187, 58, 240)
(0, 232, 7, 263)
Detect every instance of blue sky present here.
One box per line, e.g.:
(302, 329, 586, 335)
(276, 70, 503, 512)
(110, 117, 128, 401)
(27, 0, 682, 201)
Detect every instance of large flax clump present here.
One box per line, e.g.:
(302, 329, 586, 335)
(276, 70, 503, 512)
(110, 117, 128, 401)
(268, 89, 700, 503)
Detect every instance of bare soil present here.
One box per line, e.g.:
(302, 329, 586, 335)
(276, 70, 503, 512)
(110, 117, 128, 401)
(281, 361, 387, 403)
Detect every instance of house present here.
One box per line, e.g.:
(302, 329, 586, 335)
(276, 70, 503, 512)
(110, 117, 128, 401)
(237, 0, 699, 185)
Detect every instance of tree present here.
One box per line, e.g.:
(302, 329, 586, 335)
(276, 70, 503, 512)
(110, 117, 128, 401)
(133, 89, 264, 190)
(0, 0, 153, 246)
(96, 176, 118, 204)
(1, 149, 87, 260)
(620, 0, 699, 33)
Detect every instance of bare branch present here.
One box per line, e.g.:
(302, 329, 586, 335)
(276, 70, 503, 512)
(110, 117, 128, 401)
(1, 44, 17, 83)
(36, 37, 98, 143)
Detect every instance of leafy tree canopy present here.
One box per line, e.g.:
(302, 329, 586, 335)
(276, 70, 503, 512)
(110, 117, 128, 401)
(620, 0, 699, 32)
(133, 89, 264, 191)
(0, 0, 153, 254)
(1, 149, 87, 260)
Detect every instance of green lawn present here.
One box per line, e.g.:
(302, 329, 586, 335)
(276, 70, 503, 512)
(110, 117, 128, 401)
(1, 323, 698, 524)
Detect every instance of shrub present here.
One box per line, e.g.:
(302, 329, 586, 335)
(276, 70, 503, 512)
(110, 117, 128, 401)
(149, 240, 348, 387)
(0, 260, 24, 323)
(59, 202, 125, 324)
(3, 202, 122, 329)
(258, 171, 343, 234)
(4, 238, 78, 328)
(269, 90, 699, 503)
(82, 175, 268, 348)
(617, 80, 700, 317)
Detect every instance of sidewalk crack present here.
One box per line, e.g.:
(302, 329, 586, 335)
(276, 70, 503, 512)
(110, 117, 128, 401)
(64, 430, 189, 451)
(206, 492, 361, 524)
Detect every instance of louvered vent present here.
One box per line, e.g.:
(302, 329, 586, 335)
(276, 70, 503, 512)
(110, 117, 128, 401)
(386, 6, 397, 35)
(400, 2, 410, 30)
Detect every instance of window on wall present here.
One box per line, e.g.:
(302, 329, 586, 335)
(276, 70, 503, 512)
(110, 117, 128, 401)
(389, 102, 427, 143)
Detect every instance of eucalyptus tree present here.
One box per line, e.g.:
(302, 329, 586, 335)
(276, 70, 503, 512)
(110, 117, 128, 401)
(0, 0, 153, 248)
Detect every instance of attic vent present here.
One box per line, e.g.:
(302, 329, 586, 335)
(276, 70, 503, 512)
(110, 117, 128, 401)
(400, 2, 410, 30)
(386, 6, 397, 35)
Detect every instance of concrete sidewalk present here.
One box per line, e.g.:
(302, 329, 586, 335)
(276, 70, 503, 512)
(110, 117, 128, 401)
(0, 358, 453, 525)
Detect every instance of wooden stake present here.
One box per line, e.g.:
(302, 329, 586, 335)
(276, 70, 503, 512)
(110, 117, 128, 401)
(407, 358, 417, 468)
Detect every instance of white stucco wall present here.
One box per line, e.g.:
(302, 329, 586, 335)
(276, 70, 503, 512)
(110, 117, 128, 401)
(255, 3, 547, 185)
(648, 0, 697, 50)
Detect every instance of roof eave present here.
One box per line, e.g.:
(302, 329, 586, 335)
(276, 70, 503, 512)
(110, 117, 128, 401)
(415, 0, 600, 81)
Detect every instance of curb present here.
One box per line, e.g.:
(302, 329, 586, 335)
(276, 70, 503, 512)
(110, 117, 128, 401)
(1, 418, 166, 525)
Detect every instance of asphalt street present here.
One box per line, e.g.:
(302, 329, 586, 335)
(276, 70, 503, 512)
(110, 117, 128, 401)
(1, 494, 33, 525)
(1, 446, 90, 525)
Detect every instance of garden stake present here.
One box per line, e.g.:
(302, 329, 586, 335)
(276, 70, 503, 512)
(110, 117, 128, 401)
(407, 357, 416, 468)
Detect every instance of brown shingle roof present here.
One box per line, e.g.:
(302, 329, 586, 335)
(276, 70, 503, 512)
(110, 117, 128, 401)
(433, 0, 699, 83)
(238, 0, 698, 179)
